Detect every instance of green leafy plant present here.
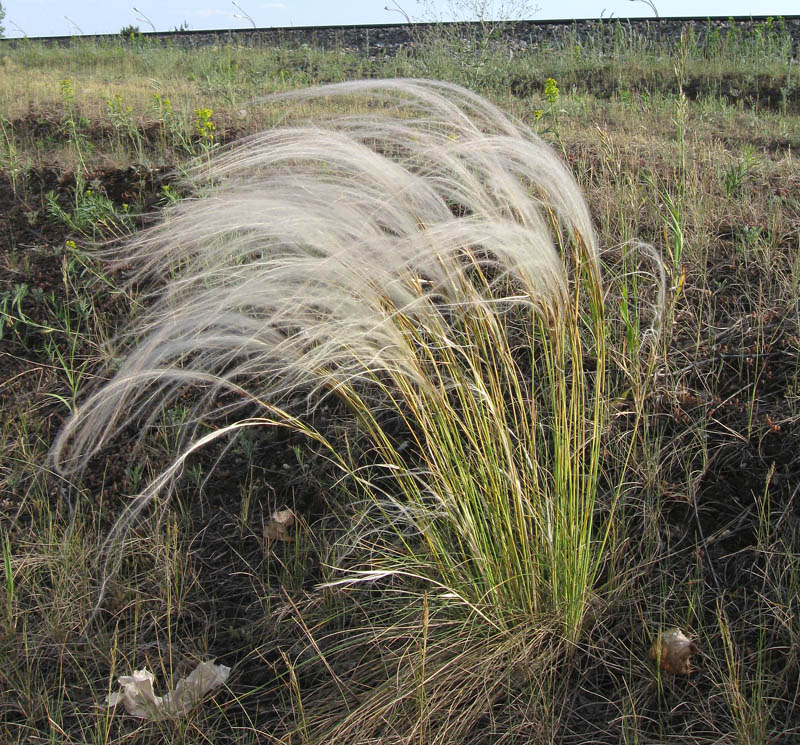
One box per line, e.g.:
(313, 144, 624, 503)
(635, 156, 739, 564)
(193, 106, 217, 151)
(0, 283, 32, 342)
(106, 92, 145, 162)
(544, 75, 560, 104)
(119, 24, 141, 40)
(0, 115, 25, 196)
(45, 185, 132, 239)
(152, 93, 190, 155)
(723, 144, 754, 198)
(59, 78, 89, 174)
(533, 76, 566, 155)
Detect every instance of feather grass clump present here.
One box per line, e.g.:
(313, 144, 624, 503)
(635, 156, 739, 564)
(53, 79, 609, 640)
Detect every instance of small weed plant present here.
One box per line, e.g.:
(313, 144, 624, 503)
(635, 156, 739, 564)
(193, 106, 217, 153)
(534, 76, 566, 155)
(106, 93, 145, 162)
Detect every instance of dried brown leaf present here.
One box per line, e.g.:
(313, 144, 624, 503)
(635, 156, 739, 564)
(263, 508, 296, 548)
(649, 628, 699, 675)
(106, 661, 231, 719)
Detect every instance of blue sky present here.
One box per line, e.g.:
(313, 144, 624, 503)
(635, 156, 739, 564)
(2, 0, 795, 38)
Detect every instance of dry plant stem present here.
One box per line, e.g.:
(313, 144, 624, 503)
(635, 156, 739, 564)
(52, 79, 612, 642)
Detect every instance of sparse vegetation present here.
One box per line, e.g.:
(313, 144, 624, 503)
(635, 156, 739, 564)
(1, 18, 799, 745)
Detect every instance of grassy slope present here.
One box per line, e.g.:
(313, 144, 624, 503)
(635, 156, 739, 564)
(1, 21, 799, 744)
